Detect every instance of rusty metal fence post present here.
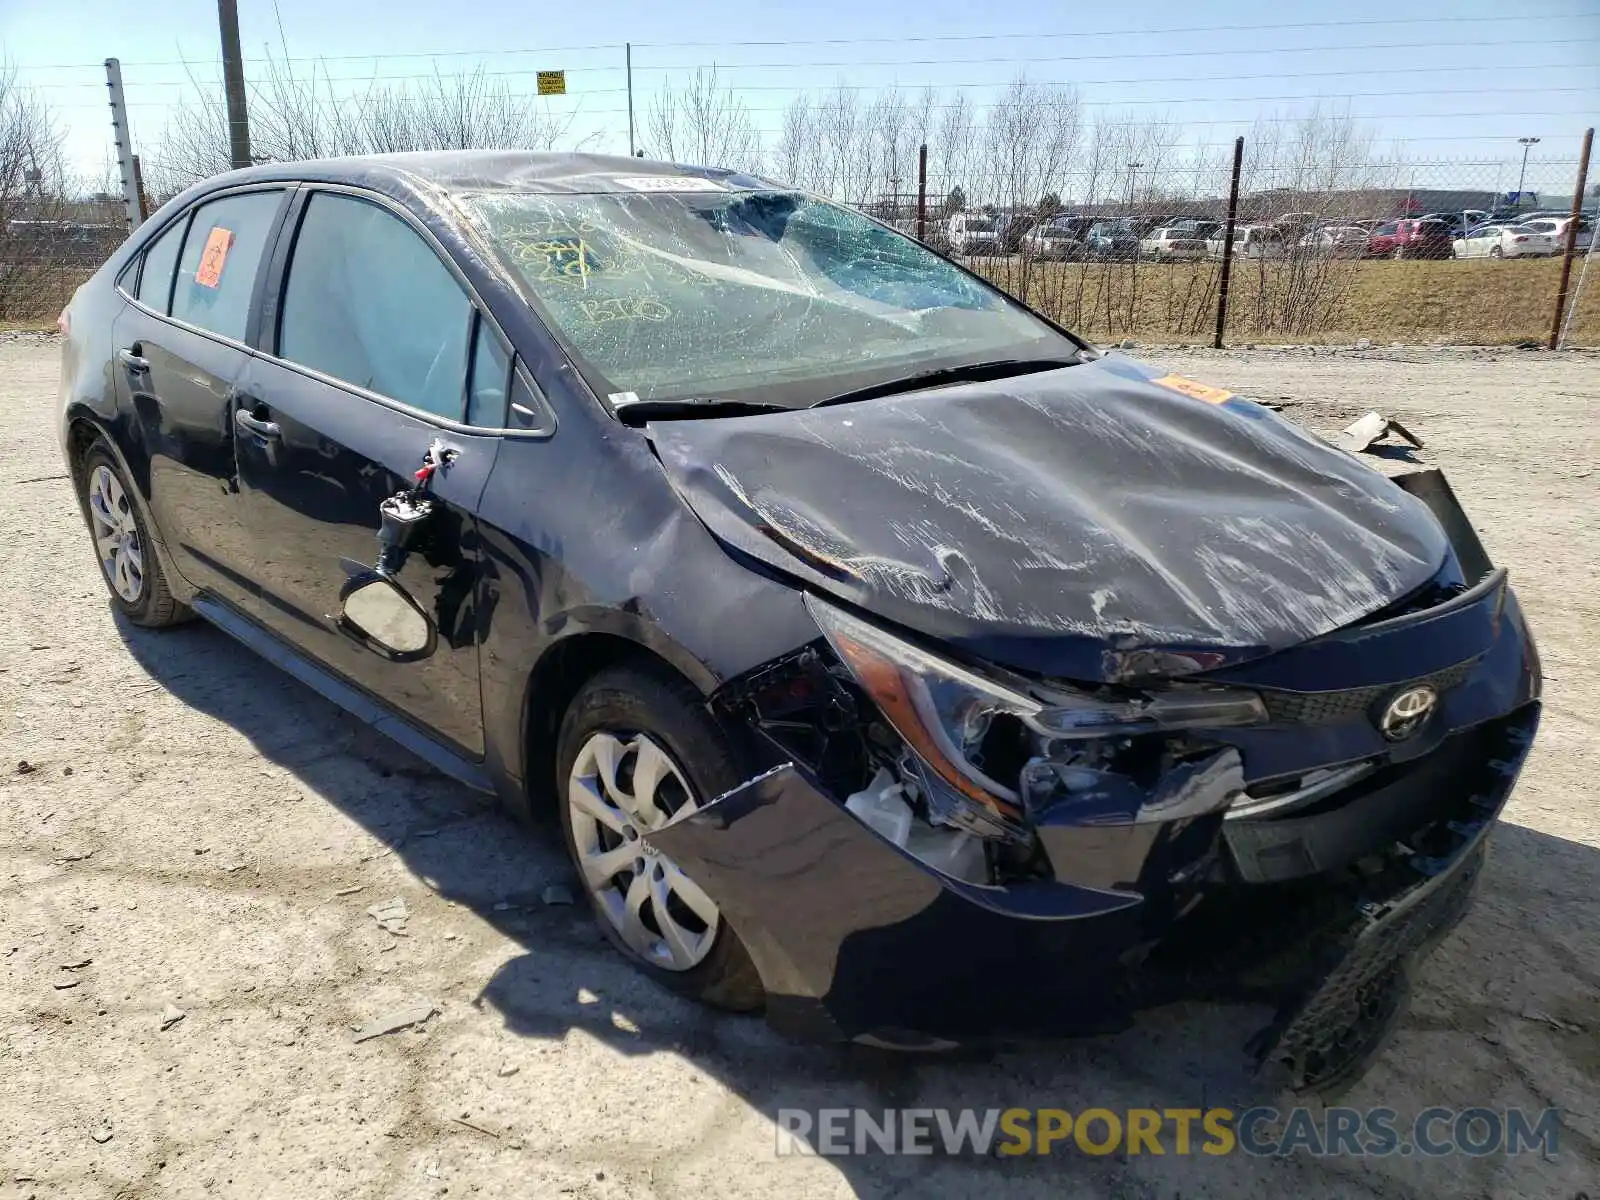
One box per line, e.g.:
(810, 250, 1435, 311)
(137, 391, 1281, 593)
(1212, 136, 1245, 349)
(916, 144, 928, 242)
(1549, 126, 1593, 350)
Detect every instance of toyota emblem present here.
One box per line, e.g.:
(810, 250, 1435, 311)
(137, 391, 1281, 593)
(1379, 684, 1438, 741)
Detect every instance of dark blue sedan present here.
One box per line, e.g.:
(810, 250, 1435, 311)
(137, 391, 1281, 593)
(57, 152, 1540, 1093)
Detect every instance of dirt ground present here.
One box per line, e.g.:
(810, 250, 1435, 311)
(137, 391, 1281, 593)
(2, 333, 1597, 1200)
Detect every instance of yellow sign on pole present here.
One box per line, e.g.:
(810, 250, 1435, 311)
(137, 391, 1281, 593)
(537, 71, 566, 96)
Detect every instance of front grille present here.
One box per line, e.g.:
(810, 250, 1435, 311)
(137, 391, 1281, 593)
(1259, 658, 1478, 725)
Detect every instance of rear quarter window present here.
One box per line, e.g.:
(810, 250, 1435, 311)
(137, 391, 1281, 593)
(134, 216, 189, 313)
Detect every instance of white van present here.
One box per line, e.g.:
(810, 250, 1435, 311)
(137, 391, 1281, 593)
(947, 212, 1001, 255)
(1205, 224, 1285, 259)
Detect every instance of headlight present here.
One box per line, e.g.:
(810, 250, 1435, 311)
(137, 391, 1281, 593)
(806, 595, 1267, 841)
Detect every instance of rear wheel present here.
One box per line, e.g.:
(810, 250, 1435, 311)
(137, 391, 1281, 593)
(556, 663, 763, 1010)
(77, 444, 190, 627)
(1489, 246, 1503, 259)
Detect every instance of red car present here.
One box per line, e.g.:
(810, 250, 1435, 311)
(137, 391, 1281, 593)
(1366, 219, 1454, 260)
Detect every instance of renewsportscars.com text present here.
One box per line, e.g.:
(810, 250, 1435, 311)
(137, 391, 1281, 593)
(775, 1106, 1562, 1158)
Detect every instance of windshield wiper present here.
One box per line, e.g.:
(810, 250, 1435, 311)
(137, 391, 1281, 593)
(809, 357, 1080, 408)
(615, 397, 791, 426)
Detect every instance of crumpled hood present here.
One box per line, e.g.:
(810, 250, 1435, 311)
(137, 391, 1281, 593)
(649, 356, 1449, 682)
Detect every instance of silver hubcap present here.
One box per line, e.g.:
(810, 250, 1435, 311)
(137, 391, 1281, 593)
(88, 465, 144, 603)
(567, 732, 719, 972)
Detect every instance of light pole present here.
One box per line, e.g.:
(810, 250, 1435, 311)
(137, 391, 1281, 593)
(1517, 137, 1541, 205)
(1125, 162, 1144, 214)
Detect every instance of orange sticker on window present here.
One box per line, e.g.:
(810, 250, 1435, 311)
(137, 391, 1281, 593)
(1150, 374, 1233, 404)
(194, 226, 235, 289)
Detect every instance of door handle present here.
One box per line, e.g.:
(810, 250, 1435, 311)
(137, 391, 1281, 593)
(234, 407, 282, 440)
(116, 346, 149, 373)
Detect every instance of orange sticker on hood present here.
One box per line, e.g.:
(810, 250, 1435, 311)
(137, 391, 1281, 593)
(1150, 374, 1233, 404)
(194, 226, 235, 289)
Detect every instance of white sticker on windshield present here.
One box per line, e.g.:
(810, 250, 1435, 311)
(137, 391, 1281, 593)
(614, 176, 726, 193)
(609, 391, 642, 406)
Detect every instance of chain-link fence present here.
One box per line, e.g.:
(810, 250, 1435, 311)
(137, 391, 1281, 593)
(0, 197, 124, 326)
(3, 133, 1594, 346)
(856, 140, 1597, 346)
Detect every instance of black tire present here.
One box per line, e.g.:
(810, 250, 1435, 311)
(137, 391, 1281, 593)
(76, 442, 191, 628)
(556, 662, 764, 1011)
(1489, 246, 1502, 259)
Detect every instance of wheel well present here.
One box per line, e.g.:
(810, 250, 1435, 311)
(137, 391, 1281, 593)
(522, 633, 700, 813)
(65, 418, 101, 485)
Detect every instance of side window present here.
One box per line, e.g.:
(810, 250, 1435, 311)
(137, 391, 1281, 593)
(467, 314, 512, 428)
(135, 216, 188, 313)
(279, 191, 472, 420)
(171, 190, 284, 340)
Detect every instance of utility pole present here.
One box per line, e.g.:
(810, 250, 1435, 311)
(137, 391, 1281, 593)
(1549, 127, 1592, 350)
(104, 59, 143, 231)
(218, 0, 252, 170)
(626, 43, 636, 158)
(1213, 136, 1245, 350)
(1125, 162, 1143, 214)
(1517, 136, 1540, 205)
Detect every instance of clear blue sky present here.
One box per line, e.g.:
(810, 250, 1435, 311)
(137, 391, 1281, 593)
(5, 0, 1598, 193)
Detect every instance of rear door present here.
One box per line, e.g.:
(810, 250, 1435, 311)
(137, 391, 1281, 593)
(233, 187, 508, 757)
(110, 186, 291, 603)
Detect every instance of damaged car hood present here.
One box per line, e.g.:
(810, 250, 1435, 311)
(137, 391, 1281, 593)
(649, 356, 1450, 682)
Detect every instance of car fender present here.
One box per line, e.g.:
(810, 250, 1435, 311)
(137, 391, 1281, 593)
(61, 404, 196, 605)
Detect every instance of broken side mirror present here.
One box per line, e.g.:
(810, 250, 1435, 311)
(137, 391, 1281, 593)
(338, 572, 436, 661)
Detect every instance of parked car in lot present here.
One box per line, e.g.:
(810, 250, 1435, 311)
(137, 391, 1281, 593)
(1022, 215, 1091, 260)
(947, 211, 1001, 255)
(1364, 221, 1404, 257)
(1298, 225, 1370, 257)
(1138, 224, 1210, 260)
(1516, 215, 1592, 252)
(1087, 218, 1140, 260)
(58, 152, 1541, 1091)
(1453, 223, 1556, 259)
(1391, 218, 1455, 260)
(1204, 224, 1285, 259)
(1269, 211, 1319, 238)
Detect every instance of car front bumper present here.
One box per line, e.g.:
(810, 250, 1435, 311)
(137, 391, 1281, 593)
(647, 702, 1535, 1067)
(645, 467, 1542, 1086)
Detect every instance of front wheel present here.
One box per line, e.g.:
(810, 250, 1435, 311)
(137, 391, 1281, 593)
(556, 663, 764, 1010)
(1489, 246, 1503, 259)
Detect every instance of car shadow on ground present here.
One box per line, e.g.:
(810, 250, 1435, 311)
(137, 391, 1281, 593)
(114, 615, 1600, 1195)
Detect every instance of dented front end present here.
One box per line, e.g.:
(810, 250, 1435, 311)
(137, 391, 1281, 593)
(645, 467, 1542, 1087)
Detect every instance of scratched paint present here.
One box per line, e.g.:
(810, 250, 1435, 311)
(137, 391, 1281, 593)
(651, 356, 1450, 683)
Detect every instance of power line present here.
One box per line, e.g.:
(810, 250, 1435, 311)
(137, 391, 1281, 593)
(17, 10, 1600, 70)
(49, 86, 1598, 117)
(630, 10, 1600, 48)
(25, 58, 1600, 92)
(52, 94, 1600, 125)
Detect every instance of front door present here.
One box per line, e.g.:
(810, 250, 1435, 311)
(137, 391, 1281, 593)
(233, 188, 509, 758)
(110, 187, 290, 604)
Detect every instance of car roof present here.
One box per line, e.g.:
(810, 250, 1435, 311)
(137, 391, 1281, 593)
(189, 150, 780, 197)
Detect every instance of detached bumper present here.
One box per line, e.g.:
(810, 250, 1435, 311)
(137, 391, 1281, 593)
(645, 703, 1538, 1055)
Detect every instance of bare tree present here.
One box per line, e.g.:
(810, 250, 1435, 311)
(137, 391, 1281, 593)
(774, 94, 813, 187)
(934, 91, 978, 205)
(146, 55, 586, 197)
(0, 62, 73, 319)
(644, 66, 760, 172)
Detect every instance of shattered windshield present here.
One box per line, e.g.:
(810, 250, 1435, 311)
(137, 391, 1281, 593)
(467, 189, 1072, 410)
